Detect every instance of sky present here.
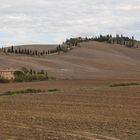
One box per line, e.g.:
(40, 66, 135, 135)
(0, 0, 140, 46)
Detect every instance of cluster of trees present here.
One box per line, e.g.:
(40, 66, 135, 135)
(14, 67, 49, 82)
(0, 44, 73, 56)
(65, 38, 80, 46)
(0, 67, 49, 83)
(93, 34, 137, 48)
(0, 46, 60, 56)
(1, 34, 138, 57)
(65, 34, 139, 48)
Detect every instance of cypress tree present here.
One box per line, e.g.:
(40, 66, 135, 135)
(18, 48, 21, 54)
(15, 49, 18, 54)
(46, 51, 48, 55)
(11, 46, 14, 53)
(3, 48, 6, 53)
(132, 36, 134, 47)
(7, 48, 11, 53)
(30, 69, 33, 75)
(27, 49, 30, 55)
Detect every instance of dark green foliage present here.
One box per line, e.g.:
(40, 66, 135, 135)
(1, 45, 64, 56)
(47, 88, 60, 92)
(36, 74, 46, 81)
(1, 34, 138, 57)
(18, 48, 21, 53)
(45, 72, 49, 79)
(35, 50, 38, 55)
(21, 67, 29, 74)
(65, 37, 83, 47)
(0, 76, 10, 83)
(11, 46, 14, 53)
(48, 50, 50, 54)
(15, 49, 18, 53)
(110, 82, 139, 87)
(14, 67, 49, 82)
(30, 69, 33, 75)
(3, 48, 6, 53)
(65, 34, 139, 48)
(1, 89, 46, 96)
(38, 70, 45, 75)
(14, 70, 25, 82)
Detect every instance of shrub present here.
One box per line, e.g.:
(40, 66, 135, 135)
(110, 82, 139, 87)
(14, 71, 25, 82)
(36, 74, 46, 81)
(0, 76, 10, 83)
(47, 88, 60, 92)
(1, 89, 46, 96)
(14, 69, 49, 82)
(14, 77, 23, 82)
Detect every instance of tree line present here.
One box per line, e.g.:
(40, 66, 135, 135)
(1, 34, 138, 56)
(1, 46, 58, 56)
(0, 67, 49, 83)
(65, 34, 139, 48)
(0, 45, 71, 56)
(14, 67, 49, 82)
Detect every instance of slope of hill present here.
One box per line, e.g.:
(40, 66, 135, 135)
(0, 41, 140, 79)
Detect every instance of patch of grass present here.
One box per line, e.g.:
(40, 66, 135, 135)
(47, 88, 60, 92)
(110, 82, 139, 87)
(1, 88, 46, 96)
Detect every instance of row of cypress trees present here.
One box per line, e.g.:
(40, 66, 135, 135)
(0, 44, 72, 56)
(0, 45, 60, 56)
(65, 34, 139, 48)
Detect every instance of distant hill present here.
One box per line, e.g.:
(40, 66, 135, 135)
(0, 41, 140, 79)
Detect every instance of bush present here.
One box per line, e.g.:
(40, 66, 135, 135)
(1, 88, 46, 96)
(36, 74, 46, 81)
(110, 82, 139, 87)
(14, 71, 25, 82)
(14, 69, 49, 82)
(0, 76, 10, 83)
(14, 77, 23, 82)
(47, 88, 60, 92)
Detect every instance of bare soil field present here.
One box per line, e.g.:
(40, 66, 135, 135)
(0, 79, 140, 140)
(0, 41, 140, 79)
(0, 42, 140, 139)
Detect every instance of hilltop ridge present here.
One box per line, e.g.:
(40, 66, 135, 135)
(0, 41, 140, 79)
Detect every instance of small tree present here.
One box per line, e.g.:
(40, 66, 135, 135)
(11, 46, 14, 53)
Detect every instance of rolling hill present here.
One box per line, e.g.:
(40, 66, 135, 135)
(0, 41, 140, 79)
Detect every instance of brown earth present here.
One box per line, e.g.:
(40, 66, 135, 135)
(0, 42, 140, 139)
(0, 41, 140, 79)
(0, 79, 140, 140)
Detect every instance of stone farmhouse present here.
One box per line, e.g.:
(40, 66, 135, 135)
(0, 68, 17, 80)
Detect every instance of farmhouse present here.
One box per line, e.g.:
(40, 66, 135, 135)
(0, 68, 17, 80)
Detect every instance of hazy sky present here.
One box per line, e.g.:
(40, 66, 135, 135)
(0, 0, 140, 46)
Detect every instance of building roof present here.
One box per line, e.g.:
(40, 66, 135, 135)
(0, 68, 18, 72)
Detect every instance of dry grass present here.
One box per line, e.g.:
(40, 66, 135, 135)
(0, 42, 140, 139)
(0, 41, 140, 79)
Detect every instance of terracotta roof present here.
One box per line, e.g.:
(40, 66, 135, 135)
(0, 68, 18, 72)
